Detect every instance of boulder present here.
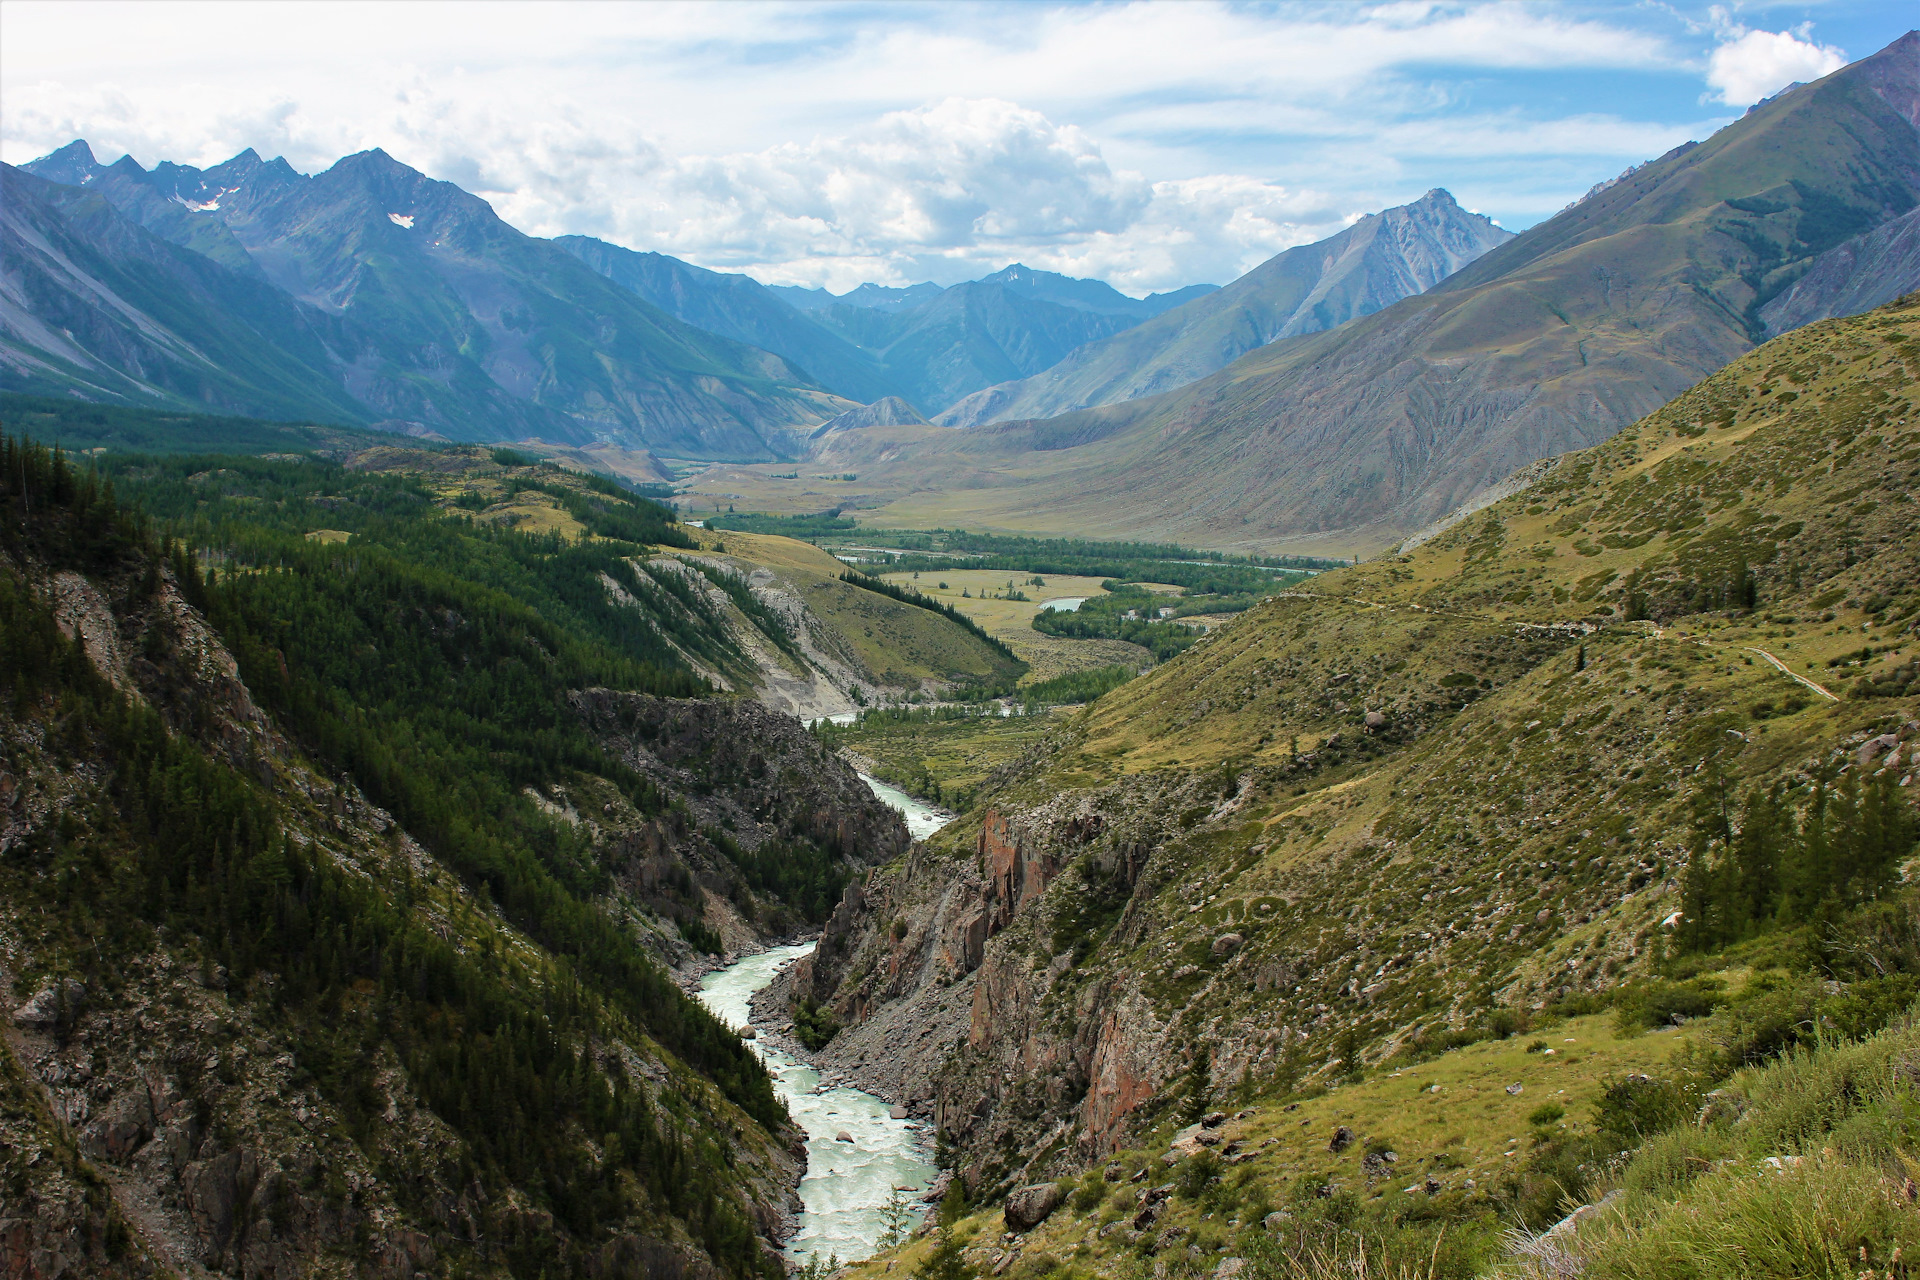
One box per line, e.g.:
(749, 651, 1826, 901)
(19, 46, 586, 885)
(1542, 1188, 1624, 1240)
(889, 1105, 908, 1120)
(1363, 710, 1388, 732)
(1263, 1211, 1291, 1231)
(1003, 1182, 1064, 1232)
(835, 1130, 854, 1143)
(1211, 933, 1243, 958)
(1859, 733, 1900, 765)
(12, 978, 84, 1029)
(1214, 1259, 1247, 1279)
(1327, 1125, 1355, 1153)
(1201, 1111, 1227, 1128)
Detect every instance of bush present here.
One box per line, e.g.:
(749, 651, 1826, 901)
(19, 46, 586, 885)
(1176, 1151, 1221, 1200)
(1595, 1074, 1699, 1141)
(1613, 978, 1724, 1034)
(793, 995, 841, 1050)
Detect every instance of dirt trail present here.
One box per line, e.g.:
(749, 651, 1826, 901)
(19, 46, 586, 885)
(1742, 647, 1840, 702)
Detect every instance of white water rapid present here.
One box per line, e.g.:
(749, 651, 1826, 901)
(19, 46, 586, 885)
(692, 774, 954, 1267)
(698, 945, 937, 1267)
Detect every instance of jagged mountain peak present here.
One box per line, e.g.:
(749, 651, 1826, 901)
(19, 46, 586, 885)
(933, 186, 1513, 427)
(27, 139, 101, 185)
(10, 139, 855, 457)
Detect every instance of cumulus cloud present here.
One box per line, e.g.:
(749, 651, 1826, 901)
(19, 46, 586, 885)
(1, 1, 1866, 292)
(1704, 20, 1846, 107)
(537, 101, 1343, 292)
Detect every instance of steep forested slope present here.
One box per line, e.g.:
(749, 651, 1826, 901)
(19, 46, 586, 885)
(785, 295, 1920, 1266)
(0, 434, 913, 1277)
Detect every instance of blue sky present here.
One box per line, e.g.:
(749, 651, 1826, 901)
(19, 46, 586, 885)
(2, 1, 1911, 293)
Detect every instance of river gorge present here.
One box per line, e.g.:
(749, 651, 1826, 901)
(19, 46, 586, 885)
(694, 778, 954, 1267)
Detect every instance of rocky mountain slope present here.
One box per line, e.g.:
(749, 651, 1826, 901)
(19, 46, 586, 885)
(935, 189, 1512, 427)
(554, 236, 908, 405)
(0, 431, 919, 1278)
(782, 293, 1920, 1210)
(795, 268, 1171, 415)
(808, 33, 1920, 554)
(1760, 203, 1920, 336)
(12, 144, 853, 458)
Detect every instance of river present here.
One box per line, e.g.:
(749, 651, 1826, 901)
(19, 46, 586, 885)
(693, 777, 952, 1268)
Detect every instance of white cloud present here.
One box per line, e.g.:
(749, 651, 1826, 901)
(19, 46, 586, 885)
(1705, 24, 1846, 107)
(0, 1, 1867, 292)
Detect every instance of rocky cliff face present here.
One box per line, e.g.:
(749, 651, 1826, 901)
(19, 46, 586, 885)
(575, 688, 910, 945)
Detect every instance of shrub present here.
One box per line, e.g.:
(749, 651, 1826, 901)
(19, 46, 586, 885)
(1613, 978, 1723, 1035)
(792, 995, 841, 1050)
(1176, 1150, 1221, 1200)
(1595, 1074, 1699, 1141)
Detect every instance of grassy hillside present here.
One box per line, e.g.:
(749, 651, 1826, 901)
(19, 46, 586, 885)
(687, 530, 1029, 698)
(792, 296, 1920, 1280)
(858, 1007, 1920, 1280)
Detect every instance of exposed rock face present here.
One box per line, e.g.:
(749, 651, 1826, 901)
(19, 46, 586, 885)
(12, 978, 84, 1028)
(572, 688, 910, 946)
(980, 808, 1067, 929)
(1002, 1183, 1064, 1231)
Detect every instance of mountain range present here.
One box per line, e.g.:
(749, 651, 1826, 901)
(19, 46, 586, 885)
(7, 144, 851, 459)
(935, 188, 1513, 426)
(5, 138, 1516, 471)
(560, 247, 1228, 415)
(800, 31, 1920, 553)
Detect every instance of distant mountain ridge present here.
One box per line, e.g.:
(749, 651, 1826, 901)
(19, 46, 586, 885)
(935, 188, 1512, 426)
(769, 269, 1214, 319)
(552, 235, 908, 405)
(809, 31, 1920, 552)
(12, 142, 853, 459)
(622, 260, 1223, 415)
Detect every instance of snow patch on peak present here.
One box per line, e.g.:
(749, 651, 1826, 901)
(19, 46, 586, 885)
(388, 213, 415, 229)
(176, 195, 220, 213)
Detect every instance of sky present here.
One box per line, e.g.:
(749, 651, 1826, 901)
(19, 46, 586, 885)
(1, 1, 1909, 295)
